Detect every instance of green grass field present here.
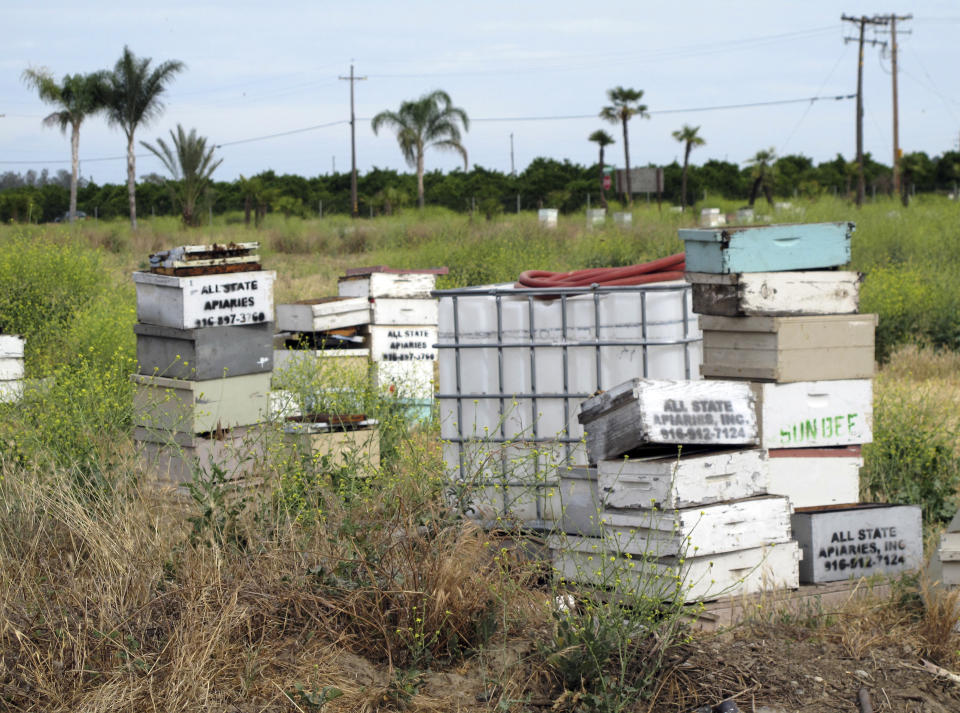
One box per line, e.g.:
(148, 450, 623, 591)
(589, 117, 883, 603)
(1, 195, 959, 711)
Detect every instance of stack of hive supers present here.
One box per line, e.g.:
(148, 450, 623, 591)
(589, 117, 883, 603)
(0, 335, 25, 403)
(338, 266, 445, 421)
(554, 378, 799, 603)
(132, 242, 274, 485)
(682, 222, 921, 584)
(272, 293, 378, 467)
(931, 511, 960, 588)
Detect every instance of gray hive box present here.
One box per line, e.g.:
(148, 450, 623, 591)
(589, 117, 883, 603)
(135, 322, 273, 380)
(578, 378, 758, 463)
(700, 314, 877, 382)
(792, 503, 922, 583)
(541, 466, 603, 537)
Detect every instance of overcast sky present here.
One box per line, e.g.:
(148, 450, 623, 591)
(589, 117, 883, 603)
(2, 1, 958, 184)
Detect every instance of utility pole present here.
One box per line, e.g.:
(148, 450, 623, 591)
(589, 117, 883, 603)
(885, 14, 912, 195)
(339, 64, 366, 217)
(842, 14, 887, 207)
(509, 133, 516, 176)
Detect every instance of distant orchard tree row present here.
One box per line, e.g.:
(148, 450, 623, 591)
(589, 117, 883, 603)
(2, 149, 958, 224)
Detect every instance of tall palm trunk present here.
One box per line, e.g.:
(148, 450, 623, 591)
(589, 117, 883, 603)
(69, 121, 80, 223)
(598, 145, 607, 209)
(621, 118, 632, 206)
(416, 148, 425, 209)
(680, 144, 691, 211)
(126, 132, 137, 230)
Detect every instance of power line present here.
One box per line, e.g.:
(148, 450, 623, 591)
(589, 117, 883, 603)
(0, 94, 856, 167)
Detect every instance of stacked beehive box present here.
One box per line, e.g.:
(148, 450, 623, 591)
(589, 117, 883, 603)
(338, 266, 444, 420)
(681, 222, 921, 583)
(551, 379, 799, 603)
(132, 243, 274, 484)
(0, 335, 25, 403)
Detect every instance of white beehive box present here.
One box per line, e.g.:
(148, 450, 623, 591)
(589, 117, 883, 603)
(369, 298, 438, 326)
(276, 297, 370, 333)
(550, 535, 800, 602)
(132, 372, 271, 434)
(338, 271, 438, 299)
(767, 446, 862, 509)
(753, 379, 873, 449)
(792, 504, 922, 583)
(603, 495, 792, 558)
(541, 466, 603, 536)
(133, 270, 275, 330)
(687, 271, 861, 316)
(374, 360, 434, 399)
(578, 378, 758, 463)
(597, 448, 768, 510)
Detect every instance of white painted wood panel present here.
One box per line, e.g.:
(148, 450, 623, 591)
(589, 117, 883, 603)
(540, 466, 603, 536)
(134, 270, 275, 330)
(338, 272, 437, 299)
(374, 360, 434, 399)
(597, 448, 767, 509)
(754, 380, 873, 448)
(0, 335, 25, 358)
(603, 495, 792, 558)
(0, 358, 24, 380)
(276, 297, 370, 333)
(0, 380, 23, 403)
(687, 271, 860, 316)
(578, 378, 758, 462)
(369, 325, 437, 363)
(550, 535, 800, 602)
(370, 298, 438, 326)
(767, 450, 862, 508)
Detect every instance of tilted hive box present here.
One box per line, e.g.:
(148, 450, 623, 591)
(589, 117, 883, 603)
(679, 222, 853, 274)
(578, 378, 758, 463)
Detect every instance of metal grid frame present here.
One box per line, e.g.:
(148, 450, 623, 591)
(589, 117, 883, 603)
(433, 282, 701, 523)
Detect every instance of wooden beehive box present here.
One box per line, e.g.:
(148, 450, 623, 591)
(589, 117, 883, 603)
(283, 420, 380, 471)
(700, 314, 877, 382)
(549, 535, 800, 602)
(686, 270, 861, 316)
(135, 322, 273, 380)
(679, 222, 854, 274)
(767, 446, 862, 509)
(603, 495, 792, 558)
(133, 270, 275, 330)
(541, 466, 603, 537)
(338, 270, 440, 299)
(753, 379, 873, 449)
(132, 372, 271, 434)
(273, 348, 371, 381)
(792, 503, 922, 583)
(597, 448, 768, 510)
(578, 378, 758, 463)
(135, 424, 266, 484)
(276, 297, 370, 333)
(369, 298, 438, 326)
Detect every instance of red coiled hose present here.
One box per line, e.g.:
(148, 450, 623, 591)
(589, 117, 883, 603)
(516, 253, 686, 288)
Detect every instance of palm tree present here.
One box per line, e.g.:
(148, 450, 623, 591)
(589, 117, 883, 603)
(371, 90, 469, 208)
(141, 124, 222, 226)
(671, 125, 705, 211)
(21, 68, 105, 223)
(600, 87, 649, 206)
(100, 46, 185, 230)
(746, 148, 777, 207)
(588, 129, 615, 209)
